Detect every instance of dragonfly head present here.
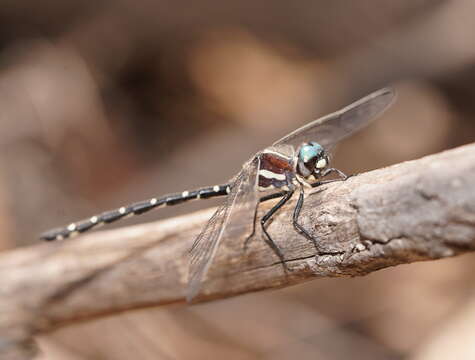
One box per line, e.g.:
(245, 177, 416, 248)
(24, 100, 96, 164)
(296, 142, 329, 179)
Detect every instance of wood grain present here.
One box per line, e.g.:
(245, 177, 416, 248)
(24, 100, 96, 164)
(1, 143, 475, 359)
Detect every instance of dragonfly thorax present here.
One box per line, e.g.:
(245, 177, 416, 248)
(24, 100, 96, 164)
(296, 141, 329, 179)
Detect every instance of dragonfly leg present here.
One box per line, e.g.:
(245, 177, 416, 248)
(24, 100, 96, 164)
(311, 168, 351, 188)
(323, 167, 348, 179)
(243, 203, 259, 251)
(245, 190, 298, 251)
(260, 190, 294, 267)
(293, 185, 319, 250)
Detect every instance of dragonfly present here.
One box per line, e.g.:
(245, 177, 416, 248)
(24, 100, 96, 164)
(40, 88, 395, 301)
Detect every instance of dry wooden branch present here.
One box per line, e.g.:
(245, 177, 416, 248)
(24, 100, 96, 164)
(1, 143, 475, 359)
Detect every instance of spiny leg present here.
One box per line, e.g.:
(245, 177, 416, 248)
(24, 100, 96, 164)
(323, 167, 348, 180)
(293, 185, 319, 250)
(260, 190, 294, 267)
(243, 202, 259, 251)
(311, 168, 349, 188)
(244, 191, 296, 251)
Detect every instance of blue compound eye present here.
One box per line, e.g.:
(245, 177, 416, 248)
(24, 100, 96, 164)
(299, 142, 323, 163)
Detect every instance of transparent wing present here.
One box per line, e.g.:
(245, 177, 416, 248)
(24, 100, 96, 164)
(265, 144, 295, 158)
(188, 156, 260, 301)
(273, 88, 395, 149)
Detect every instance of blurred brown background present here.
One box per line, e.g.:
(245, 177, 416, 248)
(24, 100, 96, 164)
(1, 0, 475, 359)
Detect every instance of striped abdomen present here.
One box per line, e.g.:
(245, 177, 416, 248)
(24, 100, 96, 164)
(258, 151, 294, 191)
(40, 184, 230, 241)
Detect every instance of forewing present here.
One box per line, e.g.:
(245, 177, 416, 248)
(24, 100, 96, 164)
(188, 156, 260, 301)
(264, 144, 295, 159)
(273, 88, 395, 149)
